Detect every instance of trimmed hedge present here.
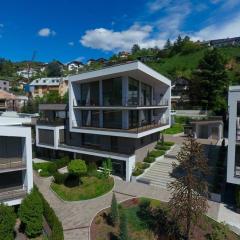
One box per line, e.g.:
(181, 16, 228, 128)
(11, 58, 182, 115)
(132, 168, 144, 176)
(35, 186, 64, 240)
(162, 141, 174, 146)
(53, 172, 68, 184)
(149, 150, 165, 158)
(143, 156, 155, 163)
(155, 145, 171, 151)
(33, 162, 57, 177)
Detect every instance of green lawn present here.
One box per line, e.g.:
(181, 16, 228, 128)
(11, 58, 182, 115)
(51, 176, 114, 201)
(164, 123, 184, 134)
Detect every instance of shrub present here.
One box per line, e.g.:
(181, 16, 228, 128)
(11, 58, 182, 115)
(55, 156, 70, 169)
(102, 158, 112, 178)
(18, 188, 43, 238)
(53, 172, 68, 184)
(35, 186, 64, 240)
(68, 159, 87, 177)
(33, 162, 57, 177)
(109, 193, 119, 226)
(149, 150, 165, 158)
(87, 162, 98, 177)
(144, 156, 155, 163)
(206, 222, 229, 240)
(0, 204, 16, 240)
(155, 145, 171, 151)
(119, 211, 129, 240)
(141, 162, 150, 169)
(163, 141, 174, 146)
(132, 168, 144, 176)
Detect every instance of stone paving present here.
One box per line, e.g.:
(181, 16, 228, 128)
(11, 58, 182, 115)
(34, 172, 222, 240)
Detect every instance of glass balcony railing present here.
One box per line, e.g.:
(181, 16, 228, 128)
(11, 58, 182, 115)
(72, 118, 169, 134)
(237, 118, 240, 142)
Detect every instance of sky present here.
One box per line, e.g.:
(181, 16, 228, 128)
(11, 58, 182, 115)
(0, 0, 240, 63)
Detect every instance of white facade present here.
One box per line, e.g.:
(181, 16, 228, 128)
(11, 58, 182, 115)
(0, 125, 33, 206)
(227, 86, 240, 185)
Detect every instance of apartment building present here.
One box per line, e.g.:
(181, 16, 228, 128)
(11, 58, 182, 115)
(0, 123, 33, 206)
(36, 61, 171, 181)
(0, 80, 10, 91)
(29, 77, 68, 97)
(227, 86, 240, 184)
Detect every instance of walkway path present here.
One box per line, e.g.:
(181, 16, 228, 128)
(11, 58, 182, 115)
(34, 173, 171, 240)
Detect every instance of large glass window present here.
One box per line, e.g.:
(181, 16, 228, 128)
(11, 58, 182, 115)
(141, 83, 152, 106)
(91, 111, 100, 127)
(128, 78, 139, 106)
(103, 110, 122, 129)
(82, 110, 91, 127)
(80, 81, 99, 106)
(103, 78, 122, 106)
(140, 110, 151, 126)
(82, 134, 100, 148)
(129, 110, 139, 128)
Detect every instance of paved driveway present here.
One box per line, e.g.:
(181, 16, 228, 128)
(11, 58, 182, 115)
(34, 173, 221, 240)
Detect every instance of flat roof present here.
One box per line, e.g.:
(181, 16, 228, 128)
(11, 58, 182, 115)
(39, 104, 67, 111)
(229, 86, 240, 92)
(69, 61, 171, 86)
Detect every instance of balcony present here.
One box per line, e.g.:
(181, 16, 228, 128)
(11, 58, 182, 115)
(0, 188, 27, 202)
(72, 119, 169, 134)
(0, 159, 26, 173)
(73, 98, 169, 109)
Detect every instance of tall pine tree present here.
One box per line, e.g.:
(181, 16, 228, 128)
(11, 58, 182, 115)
(189, 48, 229, 114)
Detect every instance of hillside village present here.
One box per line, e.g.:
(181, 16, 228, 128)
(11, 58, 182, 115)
(1, 33, 240, 240)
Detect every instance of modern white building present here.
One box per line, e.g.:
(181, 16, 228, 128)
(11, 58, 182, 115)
(0, 124, 33, 206)
(67, 61, 84, 72)
(35, 61, 171, 181)
(227, 86, 240, 185)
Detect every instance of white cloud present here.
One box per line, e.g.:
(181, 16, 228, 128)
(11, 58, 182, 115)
(38, 28, 56, 37)
(147, 0, 172, 12)
(192, 14, 240, 40)
(68, 41, 74, 46)
(80, 24, 165, 51)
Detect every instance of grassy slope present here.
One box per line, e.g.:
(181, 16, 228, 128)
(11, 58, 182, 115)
(147, 47, 240, 80)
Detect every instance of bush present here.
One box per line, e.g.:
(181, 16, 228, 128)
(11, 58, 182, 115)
(35, 186, 64, 240)
(141, 162, 150, 169)
(55, 156, 70, 169)
(33, 162, 58, 177)
(155, 145, 171, 151)
(144, 156, 155, 163)
(119, 211, 129, 240)
(0, 204, 16, 240)
(163, 141, 175, 146)
(206, 222, 229, 240)
(68, 159, 87, 177)
(53, 172, 68, 184)
(132, 168, 144, 176)
(18, 188, 43, 238)
(149, 150, 165, 158)
(87, 162, 98, 176)
(109, 193, 119, 226)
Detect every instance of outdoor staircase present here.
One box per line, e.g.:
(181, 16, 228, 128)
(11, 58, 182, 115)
(137, 144, 181, 189)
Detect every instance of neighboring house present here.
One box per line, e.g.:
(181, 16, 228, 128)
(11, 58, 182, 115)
(209, 37, 240, 47)
(29, 77, 68, 97)
(118, 51, 130, 59)
(17, 68, 37, 79)
(67, 61, 84, 72)
(171, 77, 189, 109)
(137, 55, 158, 63)
(227, 86, 240, 185)
(86, 59, 96, 66)
(184, 119, 223, 141)
(96, 58, 107, 64)
(0, 120, 33, 205)
(0, 80, 10, 91)
(0, 90, 16, 111)
(15, 95, 28, 111)
(35, 61, 171, 181)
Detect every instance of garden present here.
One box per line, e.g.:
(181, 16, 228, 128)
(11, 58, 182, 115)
(132, 141, 174, 176)
(0, 186, 63, 240)
(33, 157, 114, 201)
(91, 196, 239, 240)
